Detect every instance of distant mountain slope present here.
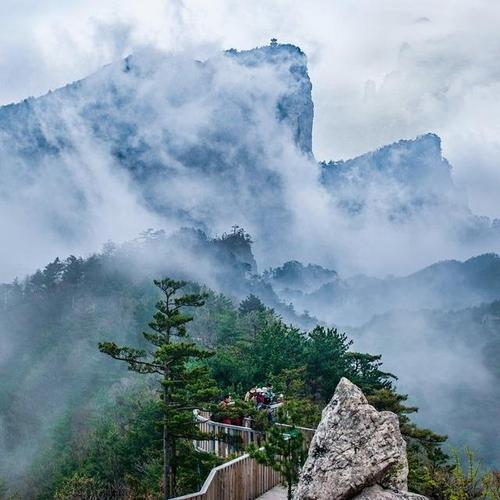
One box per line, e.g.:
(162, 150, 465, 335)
(0, 42, 314, 280)
(351, 301, 500, 468)
(263, 254, 500, 467)
(263, 252, 500, 466)
(2, 42, 500, 281)
(0, 44, 313, 162)
(321, 133, 500, 249)
(269, 253, 500, 325)
(263, 260, 337, 294)
(322, 133, 453, 203)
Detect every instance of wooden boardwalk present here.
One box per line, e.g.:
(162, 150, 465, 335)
(173, 452, 281, 500)
(171, 412, 315, 500)
(256, 486, 287, 499)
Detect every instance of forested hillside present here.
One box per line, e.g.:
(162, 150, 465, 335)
(0, 259, 446, 498)
(352, 301, 500, 468)
(0, 227, 304, 494)
(2, 227, 500, 497)
(1, 231, 500, 498)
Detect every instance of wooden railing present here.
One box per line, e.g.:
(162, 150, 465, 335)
(275, 422, 316, 450)
(172, 452, 281, 500)
(170, 411, 317, 500)
(194, 411, 264, 458)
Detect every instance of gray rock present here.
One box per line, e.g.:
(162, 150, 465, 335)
(294, 378, 427, 500)
(353, 485, 428, 499)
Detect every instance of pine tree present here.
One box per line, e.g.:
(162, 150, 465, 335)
(249, 426, 306, 500)
(99, 278, 219, 499)
(238, 294, 265, 316)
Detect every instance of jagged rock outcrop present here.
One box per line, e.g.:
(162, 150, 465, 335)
(294, 378, 428, 500)
(227, 43, 313, 155)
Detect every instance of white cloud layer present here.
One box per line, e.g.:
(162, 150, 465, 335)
(1, 1, 499, 234)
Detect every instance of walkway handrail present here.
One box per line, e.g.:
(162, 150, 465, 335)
(193, 410, 263, 458)
(172, 453, 249, 499)
(172, 452, 281, 500)
(193, 410, 316, 458)
(194, 411, 255, 433)
(173, 411, 317, 499)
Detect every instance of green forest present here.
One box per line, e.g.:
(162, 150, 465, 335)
(0, 244, 499, 499)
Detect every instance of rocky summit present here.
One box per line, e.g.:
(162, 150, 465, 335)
(294, 378, 427, 500)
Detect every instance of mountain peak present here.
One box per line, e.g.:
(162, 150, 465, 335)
(0, 43, 315, 275)
(225, 41, 307, 63)
(225, 41, 313, 154)
(322, 132, 449, 181)
(320, 132, 455, 219)
(414, 131, 441, 148)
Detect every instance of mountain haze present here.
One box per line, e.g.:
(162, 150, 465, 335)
(1, 41, 499, 483)
(1, 42, 499, 281)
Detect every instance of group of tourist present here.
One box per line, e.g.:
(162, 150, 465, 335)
(244, 385, 278, 408)
(215, 385, 283, 427)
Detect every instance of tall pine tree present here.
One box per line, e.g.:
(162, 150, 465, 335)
(99, 278, 218, 499)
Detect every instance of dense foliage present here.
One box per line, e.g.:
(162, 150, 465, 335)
(99, 279, 218, 499)
(0, 245, 498, 499)
(25, 383, 222, 499)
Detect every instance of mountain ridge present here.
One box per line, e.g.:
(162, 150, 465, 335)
(1, 41, 500, 281)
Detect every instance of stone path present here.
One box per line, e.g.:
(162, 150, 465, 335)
(257, 485, 287, 499)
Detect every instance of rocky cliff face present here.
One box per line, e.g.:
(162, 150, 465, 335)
(294, 378, 427, 500)
(321, 134, 500, 243)
(321, 134, 455, 219)
(1, 39, 498, 282)
(226, 43, 314, 155)
(0, 42, 313, 174)
(321, 133, 452, 198)
(0, 42, 315, 275)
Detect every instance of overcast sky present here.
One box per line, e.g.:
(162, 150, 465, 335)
(1, 0, 499, 216)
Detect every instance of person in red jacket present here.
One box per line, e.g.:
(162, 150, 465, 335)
(219, 394, 233, 424)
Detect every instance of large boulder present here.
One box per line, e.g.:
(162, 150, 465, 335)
(353, 485, 428, 499)
(294, 378, 428, 500)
